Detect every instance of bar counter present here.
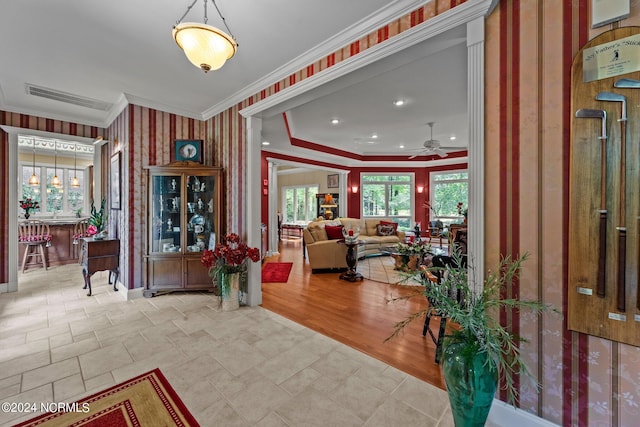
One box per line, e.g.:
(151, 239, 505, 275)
(18, 218, 88, 269)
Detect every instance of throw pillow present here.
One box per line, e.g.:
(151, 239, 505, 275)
(376, 223, 396, 236)
(325, 225, 344, 240)
(379, 220, 398, 234)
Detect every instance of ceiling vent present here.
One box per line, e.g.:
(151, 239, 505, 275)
(25, 84, 112, 111)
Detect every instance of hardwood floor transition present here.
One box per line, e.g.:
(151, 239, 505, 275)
(260, 237, 446, 390)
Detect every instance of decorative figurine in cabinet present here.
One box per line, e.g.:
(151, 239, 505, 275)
(144, 162, 222, 297)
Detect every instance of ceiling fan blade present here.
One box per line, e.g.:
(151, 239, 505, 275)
(434, 148, 448, 158)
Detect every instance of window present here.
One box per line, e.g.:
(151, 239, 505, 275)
(282, 185, 318, 225)
(429, 170, 468, 227)
(361, 174, 413, 229)
(18, 135, 93, 217)
(20, 164, 86, 216)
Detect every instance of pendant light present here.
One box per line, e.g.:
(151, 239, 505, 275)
(50, 141, 61, 188)
(28, 141, 39, 186)
(173, 0, 238, 73)
(70, 144, 80, 188)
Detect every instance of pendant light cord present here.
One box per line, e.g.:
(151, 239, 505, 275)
(175, 0, 237, 42)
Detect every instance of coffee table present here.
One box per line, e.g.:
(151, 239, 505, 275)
(380, 246, 447, 272)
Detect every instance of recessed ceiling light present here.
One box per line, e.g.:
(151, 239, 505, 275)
(399, 144, 405, 149)
(262, 141, 270, 146)
(450, 136, 456, 141)
(393, 99, 405, 107)
(371, 134, 378, 139)
(331, 118, 340, 125)
(366, 140, 375, 144)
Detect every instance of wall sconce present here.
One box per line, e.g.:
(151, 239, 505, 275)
(417, 186, 424, 193)
(351, 186, 359, 194)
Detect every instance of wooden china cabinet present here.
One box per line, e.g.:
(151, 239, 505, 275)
(143, 162, 222, 297)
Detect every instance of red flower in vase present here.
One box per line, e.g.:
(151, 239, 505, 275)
(19, 198, 40, 218)
(201, 233, 261, 275)
(19, 198, 40, 211)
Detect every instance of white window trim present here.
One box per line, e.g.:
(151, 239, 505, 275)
(281, 184, 319, 225)
(428, 168, 468, 224)
(361, 172, 415, 227)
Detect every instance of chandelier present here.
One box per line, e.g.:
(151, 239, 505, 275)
(173, 0, 238, 73)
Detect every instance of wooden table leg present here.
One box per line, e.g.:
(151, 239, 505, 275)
(82, 268, 93, 297)
(110, 268, 119, 291)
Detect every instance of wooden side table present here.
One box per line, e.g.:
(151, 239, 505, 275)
(338, 239, 364, 282)
(80, 238, 120, 296)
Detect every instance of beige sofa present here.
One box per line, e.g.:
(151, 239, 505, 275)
(303, 218, 405, 272)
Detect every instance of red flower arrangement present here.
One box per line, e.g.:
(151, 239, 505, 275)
(201, 233, 260, 296)
(20, 198, 40, 210)
(19, 198, 40, 218)
(86, 225, 98, 236)
(200, 233, 260, 276)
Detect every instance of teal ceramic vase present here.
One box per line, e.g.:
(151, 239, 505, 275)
(442, 340, 498, 427)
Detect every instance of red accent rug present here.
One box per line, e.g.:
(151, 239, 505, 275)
(262, 262, 293, 283)
(14, 369, 199, 427)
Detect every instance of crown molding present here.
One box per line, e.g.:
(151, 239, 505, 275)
(206, 0, 426, 120)
(240, 0, 495, 119)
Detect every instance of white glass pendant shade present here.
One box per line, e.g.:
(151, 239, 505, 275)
(173, 22, 236, 72)
(29, 173, 40, 186)
(51, 174, 61, 188)
(71, 175, 80, 188)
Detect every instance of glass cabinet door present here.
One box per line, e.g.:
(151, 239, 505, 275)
(151, 174, 182, 254)
(185, 174, 216, 252)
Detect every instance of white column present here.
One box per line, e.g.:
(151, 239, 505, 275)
(268, 160, 280, 256)
(5, 133, 18, 293)
(246, 117, 262, 306)
(467, 16, 486, 289)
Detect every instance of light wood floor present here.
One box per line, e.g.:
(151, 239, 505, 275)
(261, 237, 446, 390)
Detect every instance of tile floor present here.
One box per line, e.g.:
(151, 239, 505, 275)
(0, 264, 458, 427)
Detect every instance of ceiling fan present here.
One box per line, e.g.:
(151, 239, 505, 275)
(408, 122, 458, 159)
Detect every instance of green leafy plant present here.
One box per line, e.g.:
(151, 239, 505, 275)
(394, 239, 432, 257)
(387, 252, 556, 405)
(88, 199, 107, 232)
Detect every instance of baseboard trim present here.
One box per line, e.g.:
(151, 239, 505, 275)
(488, 400, 560, 427)
(119, 285, 144, 300)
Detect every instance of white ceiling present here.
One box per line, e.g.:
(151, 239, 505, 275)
(1, 0, 468, 164)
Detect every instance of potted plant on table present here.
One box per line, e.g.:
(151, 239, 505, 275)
(87, 199, 107, 239)
(19, 198, 40, 219)
(201, 233, 260, 311)
(387, 252, 554, 426)
(392, 239, 432, 272)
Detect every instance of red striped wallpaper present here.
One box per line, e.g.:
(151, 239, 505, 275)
(3, 1, 639, 426)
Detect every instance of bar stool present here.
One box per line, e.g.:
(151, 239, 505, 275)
(18, 220, 51, 273)
(73, 219, 89, 260)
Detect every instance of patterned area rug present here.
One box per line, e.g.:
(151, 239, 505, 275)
(357, 254, 425, 286)
(14, 369, 199, 427)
